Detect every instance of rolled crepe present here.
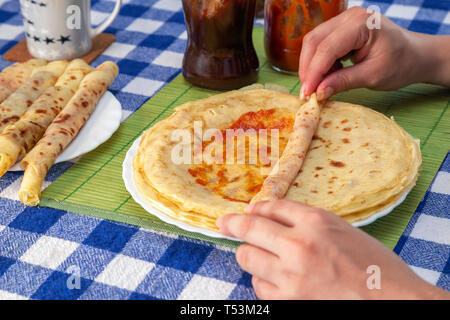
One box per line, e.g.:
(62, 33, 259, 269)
(251, 94, 321, 203)
(0, 59, 93, 177)
(0, 59, 47, 104)
(19, 61, 119, 206)
(0, 60, 69, 133)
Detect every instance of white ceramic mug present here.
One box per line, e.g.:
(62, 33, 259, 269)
(19, 0, 122, 60)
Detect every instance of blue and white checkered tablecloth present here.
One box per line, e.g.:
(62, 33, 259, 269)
(0, 0, 448, 300)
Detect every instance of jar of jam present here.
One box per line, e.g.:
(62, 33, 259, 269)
(182, 0, 259, 90)
(256, 0, 265, 18)
(264, 0, 347, 74)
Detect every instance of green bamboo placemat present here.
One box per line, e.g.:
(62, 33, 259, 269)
(40, 27, 450, 249)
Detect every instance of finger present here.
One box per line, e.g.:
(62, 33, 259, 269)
(317, 60, 343, 100)
(298, 7, 359, 85)
(217, 213, 288, 254)
(301, 16, 369, 98)
(245, 200, 312, 226)
(236, 244, 280, 284)
(244, 200, 302, 227)
(328, 60, 343, 74)
(252, 276, 280, 300)
(316, 62, 375, 99)
(299, 13, 342, 84)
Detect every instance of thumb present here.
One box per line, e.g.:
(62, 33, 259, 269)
(316, 63, 375, 100)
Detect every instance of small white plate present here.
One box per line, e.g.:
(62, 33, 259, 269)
(123, 134, 411, 240)
(10, 91, 122, 171)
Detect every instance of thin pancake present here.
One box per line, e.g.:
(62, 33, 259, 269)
(0, 59, 47, 104)
(19, 61, 118, 206)
(134, 89, 303, 224)
(133, 91, 421, 231)
(133, 122, 218, 230)
(284, 101, 421, 216)
(251, 94, 320, 203)
(0, 60, 69, 133)
(0, 59, 93, 177)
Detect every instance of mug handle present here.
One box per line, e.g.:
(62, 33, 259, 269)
(90, 0, 122, 37)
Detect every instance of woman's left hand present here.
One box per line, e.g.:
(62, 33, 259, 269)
(217, 200, 447, 300)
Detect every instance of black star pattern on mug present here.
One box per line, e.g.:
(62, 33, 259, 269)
(26, 19, 34, 25)
(44, 37, 54, 44)
(33, 35, 40, 42)
(57, 35, 71, 45)
(26, 32, 31, 38)
(26, 0, 46, 6)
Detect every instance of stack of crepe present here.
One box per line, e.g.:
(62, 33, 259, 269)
(133, 88, 421, 231)
(0, 58, 119, 206)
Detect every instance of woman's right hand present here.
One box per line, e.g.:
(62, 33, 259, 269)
(299, 6, 450, 100)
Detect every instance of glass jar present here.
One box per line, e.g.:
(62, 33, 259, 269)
(264, 0, 347, 74)
(182, 0, 259, 90)
(256, 0, 265, 18)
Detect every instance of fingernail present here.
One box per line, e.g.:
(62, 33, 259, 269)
(244, 203, 255, 214)
(216, 215, 234, 237)
(300, 90, 305, 100)
(317, 90, 324, 100)
(300, 84, 308, 100)
(216, 216, 224, 228)
(317, 87, 333, 101)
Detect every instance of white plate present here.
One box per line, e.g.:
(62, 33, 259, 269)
(10, 91, 122, 171)
(123, 136, 240, 241)
(351, 187, 412, 227)
(123, 134, 412, 240)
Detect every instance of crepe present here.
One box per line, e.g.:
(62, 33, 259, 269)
(0, 59, 47, 104)
(0, 59, 93, 177)
(133, 89, 421, 231)
(251, 94, 320, 203)
(19, 61, 119, 206)
(134, 122, 219, 231)
(284, 101, 421, 218)
(0, 60, 69, 133)
(134, 89, 304, 230)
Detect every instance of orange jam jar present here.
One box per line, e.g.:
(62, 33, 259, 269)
(264, 0, 347, 73)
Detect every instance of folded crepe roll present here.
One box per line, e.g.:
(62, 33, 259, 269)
(0, 59, 93, 177)
(0, 60, 69, 133)
(0, 59, 47, 104)
(19, 61, 119, 206)
(250, 94, 321, 203)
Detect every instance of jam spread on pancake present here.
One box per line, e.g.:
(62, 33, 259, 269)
(188, 108, 294, 203)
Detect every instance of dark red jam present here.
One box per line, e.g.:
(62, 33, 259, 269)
(182, 0, 259, 90)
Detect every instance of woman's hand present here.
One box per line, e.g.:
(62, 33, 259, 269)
(299, 6, 450, 100)
(217, 200, 449, 299)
